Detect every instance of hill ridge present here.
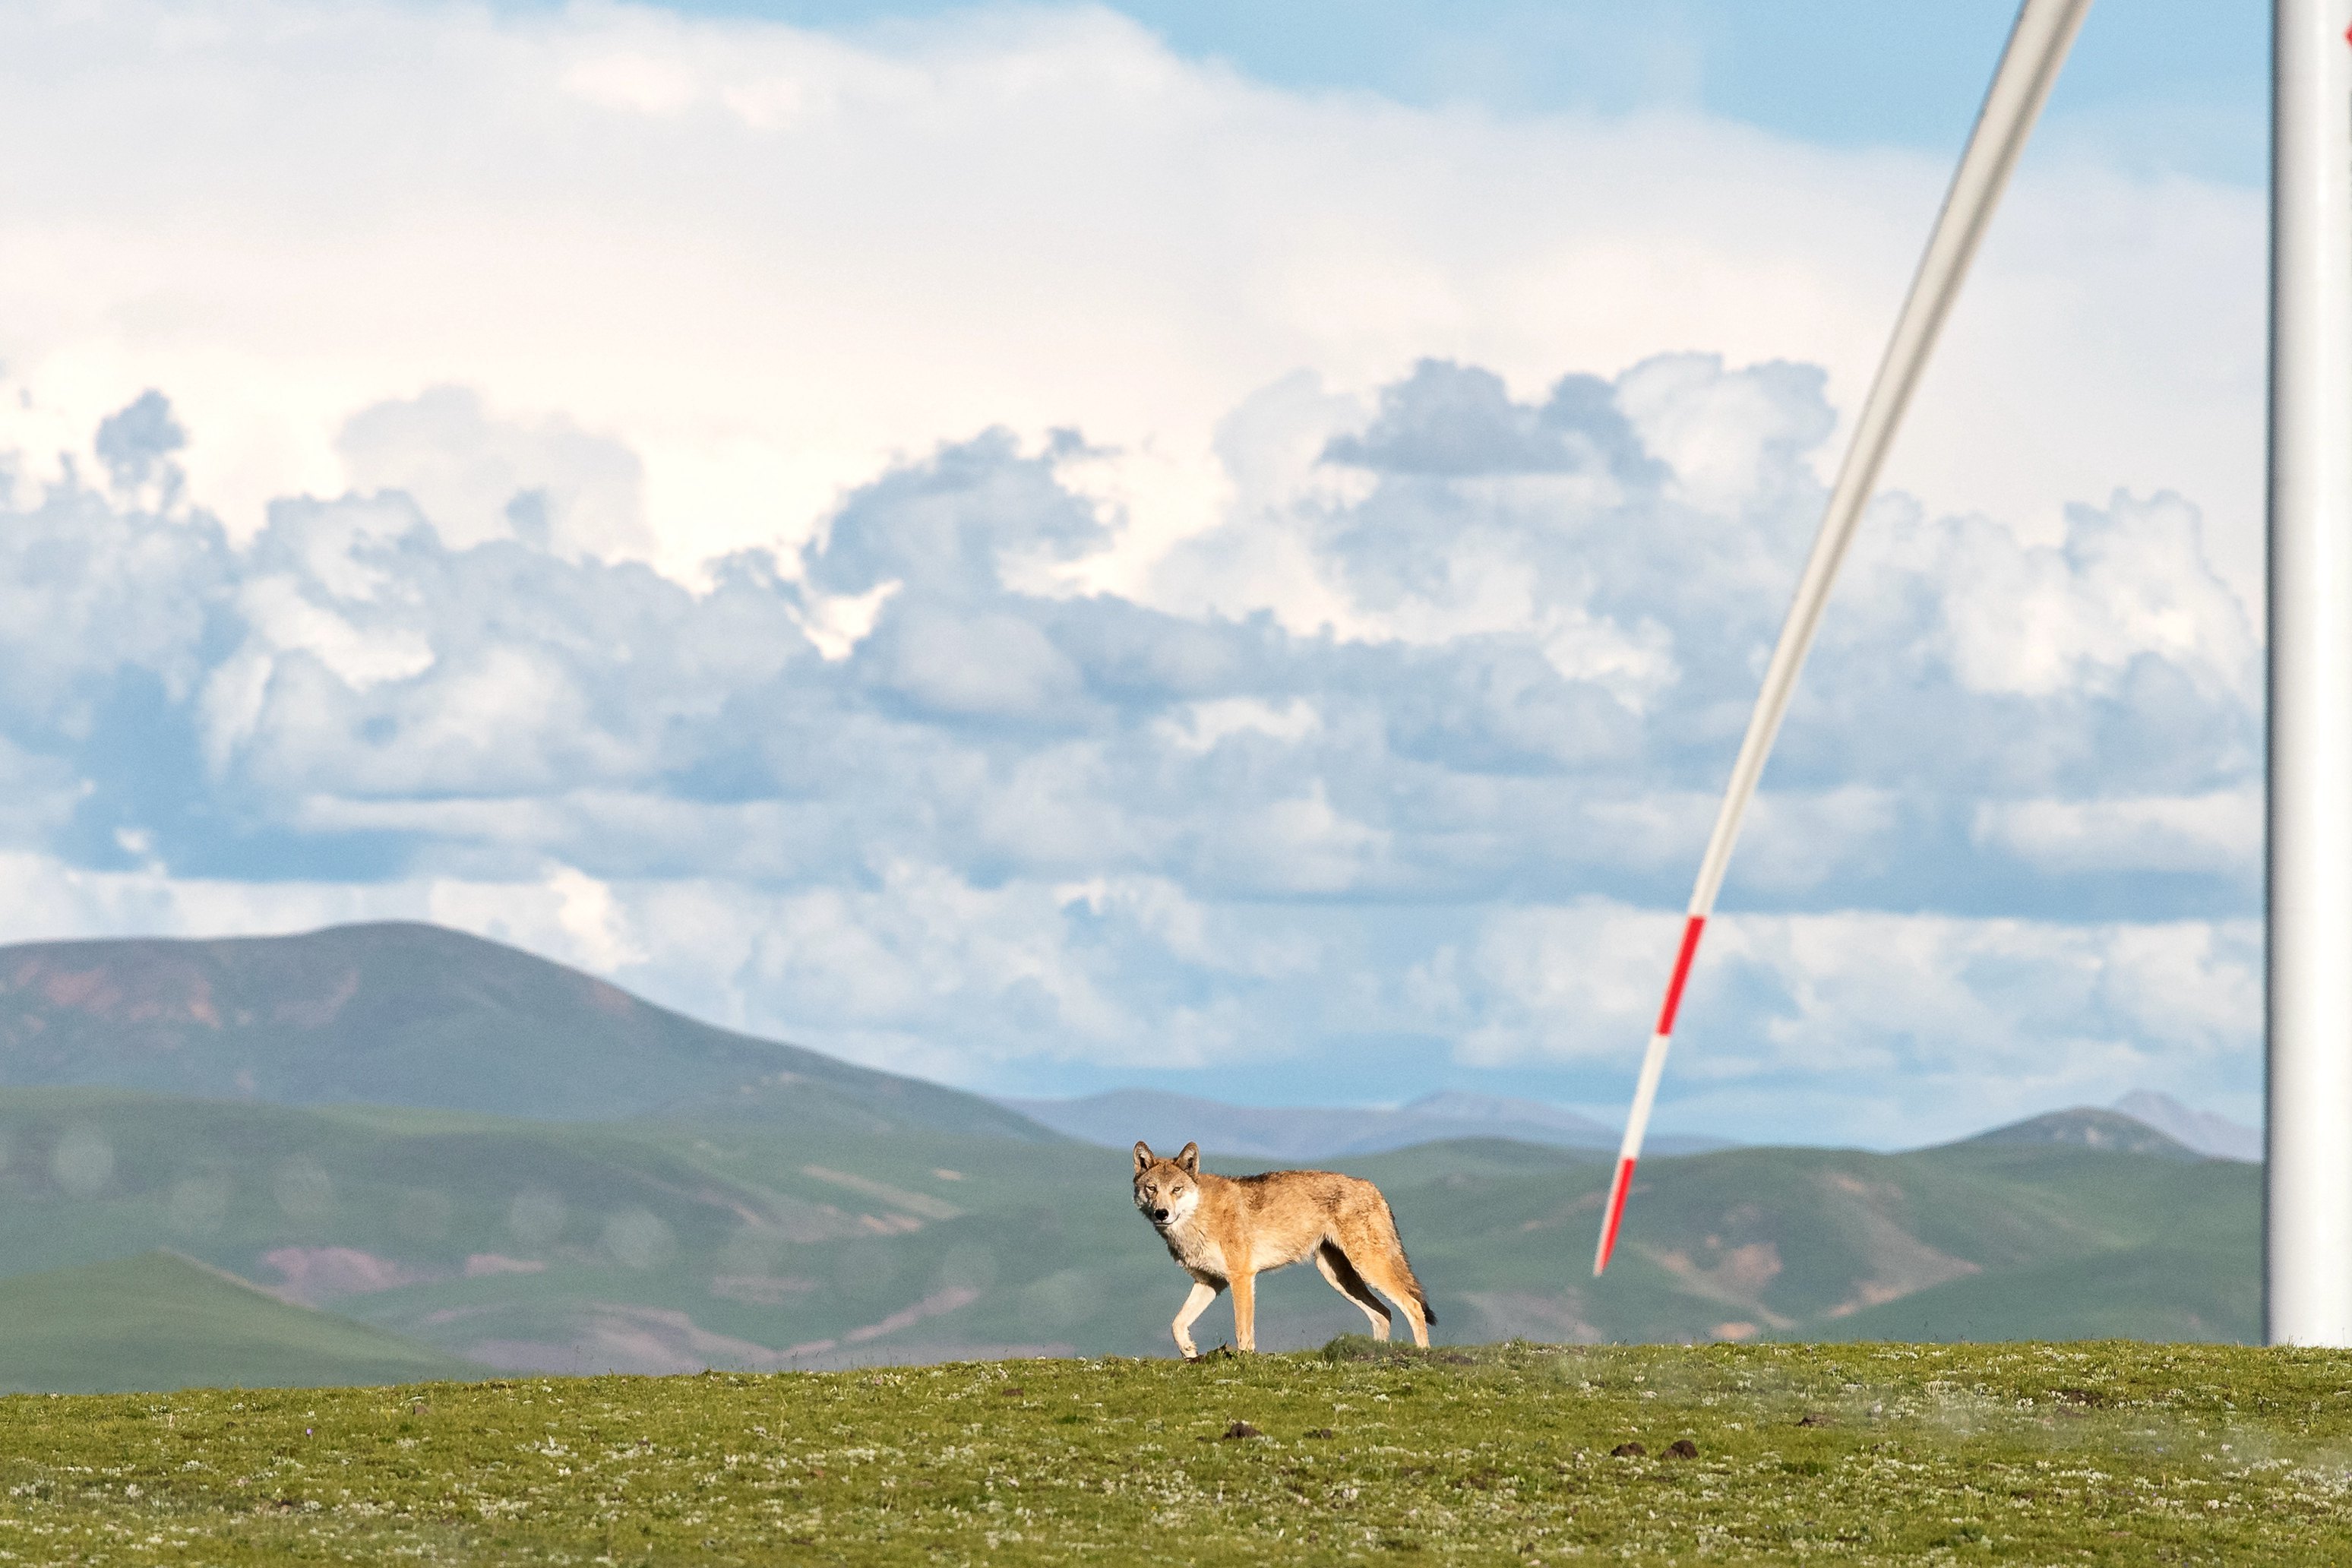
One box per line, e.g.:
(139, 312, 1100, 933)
(0, 1250, 482, 1393)
(0, 922, 1054, 1140)
(1004, 1086, 1728, 1161)
(1951, 1105, 2204, 1159)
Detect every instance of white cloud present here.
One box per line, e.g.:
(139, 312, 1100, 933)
(1445, 898, 2261, 1143)
(0, 0, 2262, 607)
(1971, 791, 2262, 877)
(871, 607, 1086, 721)
(1155, 697, 1320, 754)
(1868, 490, 2259, 704)
(0, 840, 2255, 1146)
(0, 1, 2277, 1140)
(235, 576, 436, 692)
(337, 387, 651, 560)
(0, 343, 2268, 1148)
(793, 579, 901, 662)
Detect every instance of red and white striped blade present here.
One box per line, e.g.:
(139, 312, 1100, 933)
(1592, 915, 1704, 1276)
(1589, 0, 2091, 1277)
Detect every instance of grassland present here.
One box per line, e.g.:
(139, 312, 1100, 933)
(0, 1253, 480, 1395)
(0, 1086, 2263, 1389)
(0, 924, 2274, 1380)
(4, 1339, 2350, 1564)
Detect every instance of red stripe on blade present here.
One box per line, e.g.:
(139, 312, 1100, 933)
(1593, 1156, 1637, 1276)
(1653, 915, 1707, 1036)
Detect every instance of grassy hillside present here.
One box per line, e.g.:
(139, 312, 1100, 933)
(0, 922, 1052, 1137)
(0, 1086, 2260, 1391)
(0, 1252, 478, 1394)
(0, 1086, 1155, 1374)
(4, 1341, 2351, 1563)
(1459, 1135, 2260, 1345)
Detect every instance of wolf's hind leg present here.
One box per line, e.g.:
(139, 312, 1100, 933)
(1172, 1279, 1219, 1360)
(1339, 1204, 1434, 1348)
(1364, 1259, 1430, 1348)
(1316, 1243, 1392, 1341)
(1230, 1270, 1257, 1353)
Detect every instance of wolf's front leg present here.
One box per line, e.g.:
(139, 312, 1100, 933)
(1171, 1279, 1219, 1359)
(1229, 1271, 1257, 1352)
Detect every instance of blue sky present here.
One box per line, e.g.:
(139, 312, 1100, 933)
(652, 0, 2268, 180)
(0, 0, 2271, 1145)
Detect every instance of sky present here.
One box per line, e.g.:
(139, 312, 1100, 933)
(0, 0, 2272, 1145)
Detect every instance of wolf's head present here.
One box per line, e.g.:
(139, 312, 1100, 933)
(1132, 1141, 1201, 1231)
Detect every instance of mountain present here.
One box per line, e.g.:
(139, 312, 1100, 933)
(1957, 1106, 2206, 1159)
(0, 1250, 479, 1393)
(1001, 1087, 1729, 1161)
(2113, 1090, 2262, 1162)
(0, 923, 1052, 1139)
(0, 1082, 2262, 1389)
(0, 921, 2269, 1386)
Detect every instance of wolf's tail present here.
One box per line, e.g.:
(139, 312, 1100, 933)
(1382, 1199, 1436, 1324)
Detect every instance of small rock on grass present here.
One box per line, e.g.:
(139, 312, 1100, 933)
(1304, 1427, 1336, 1440)
(1795, 1412, 1831, 1427)
(1666, 1439, 1699, 1460)
(1222, 1421, 1263, 1440)
(1609, 1442, 1646, 1458)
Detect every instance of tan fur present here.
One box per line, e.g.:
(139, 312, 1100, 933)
(1132, 1140, 1436, 1358)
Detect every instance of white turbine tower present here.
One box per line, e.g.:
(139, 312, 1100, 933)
(1592, 0, 2352, 1350)
(2267, 0, 2352, 1348)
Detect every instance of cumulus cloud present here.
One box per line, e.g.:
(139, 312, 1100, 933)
(0, 343, 2268, 1144)
(0, 0, 2261, 598)
(0, 0, 2272, 1143)
(93, 389, 188, 507)
(337, 387, 653, 561)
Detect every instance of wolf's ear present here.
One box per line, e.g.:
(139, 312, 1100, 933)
(1133, 1141, 1154, 1173)
(1176, 1142, 1200, 1174)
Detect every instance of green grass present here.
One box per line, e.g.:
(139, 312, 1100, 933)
(0, 1252, 479, 1394)
(5, 1340, 2352, 1563)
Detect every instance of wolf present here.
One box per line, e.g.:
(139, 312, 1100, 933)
(1132, 1140, 1436, 1358)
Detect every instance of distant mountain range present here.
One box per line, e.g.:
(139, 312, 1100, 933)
(0, 1085, 2259, 1390)
(0, 923, 1051, 1140)
(999, 1088, 1731, 1161)
(2110, 1090, 2261, 1162)
(0, 922, 2260, 1165)
(1002, 1086, 2263, 1165)
(1965, 1105, 2209, 1159)
(0, 920, 2275, 1390)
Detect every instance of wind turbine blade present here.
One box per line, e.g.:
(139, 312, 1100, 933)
(1592, 0, 2093, 1279)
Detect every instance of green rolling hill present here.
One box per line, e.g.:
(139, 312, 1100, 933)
(0, 922, 2265, 1390)
(0, 1083, 2259, 1391)
(1399, 1127, 2257, 1348)
(0, 1251, 479, 1394)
